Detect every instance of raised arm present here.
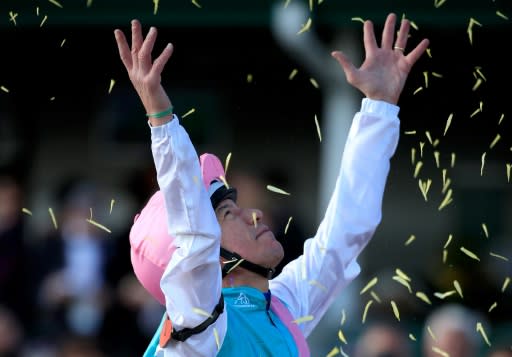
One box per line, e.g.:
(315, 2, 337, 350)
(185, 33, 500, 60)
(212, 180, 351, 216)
(114, 21, 225, 356)
(270, 13, 429, 336)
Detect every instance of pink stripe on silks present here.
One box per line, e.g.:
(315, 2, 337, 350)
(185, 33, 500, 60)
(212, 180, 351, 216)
(270, 296, 310, 357)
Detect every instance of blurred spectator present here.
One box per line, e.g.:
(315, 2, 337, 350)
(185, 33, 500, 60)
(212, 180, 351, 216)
(422, 303, 488, 357)
(0, 305, 23, 357)
(353, 320, 412, 357)
(57, 334, 105, 357)
(30, 176, 115, 346)
(487, 347, 512, 357)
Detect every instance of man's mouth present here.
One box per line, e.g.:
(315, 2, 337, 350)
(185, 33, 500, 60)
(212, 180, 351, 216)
(255, 226, 270, 240)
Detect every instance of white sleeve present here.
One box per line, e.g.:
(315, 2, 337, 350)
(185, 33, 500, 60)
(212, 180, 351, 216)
(269, 98, 400, 337)
(150, 116, 226, 356)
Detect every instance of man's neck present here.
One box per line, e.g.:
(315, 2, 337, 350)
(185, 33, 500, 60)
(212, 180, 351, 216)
(222, 269, 270, 292)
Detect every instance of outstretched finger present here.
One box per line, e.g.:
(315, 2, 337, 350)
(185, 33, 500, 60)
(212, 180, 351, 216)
(131, 19, 144, 66)
(363, 20, 377, 55)
(114, 29, 133, 71)
(394, 18, 410, 52)
(405, 39, 430, 66)
(151, 43, 174, 77)
(331, 51, 357, 82)
(138, 27, 158, 73)
(380, 13, 397, 50)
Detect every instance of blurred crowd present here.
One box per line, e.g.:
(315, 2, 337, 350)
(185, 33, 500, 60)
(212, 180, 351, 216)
(0, 163, 510, 357)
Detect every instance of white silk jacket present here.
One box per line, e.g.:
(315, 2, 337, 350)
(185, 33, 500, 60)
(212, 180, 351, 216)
(150, 98, 400, 356)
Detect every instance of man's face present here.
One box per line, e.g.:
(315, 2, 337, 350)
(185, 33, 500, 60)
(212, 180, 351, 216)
(215, 199, 284, 269)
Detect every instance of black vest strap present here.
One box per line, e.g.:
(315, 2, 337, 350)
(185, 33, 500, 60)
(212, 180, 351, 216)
(170, 293, 224, 342)
(220, 247, 275, 280)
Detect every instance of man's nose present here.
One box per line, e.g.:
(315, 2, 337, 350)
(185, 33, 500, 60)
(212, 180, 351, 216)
(243, 208, 263, 224)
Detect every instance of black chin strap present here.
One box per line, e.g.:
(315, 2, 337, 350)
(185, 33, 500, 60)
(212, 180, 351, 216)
(220, 247, 275, 280)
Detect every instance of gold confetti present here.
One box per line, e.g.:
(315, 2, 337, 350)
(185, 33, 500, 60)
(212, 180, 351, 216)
(297, 18, 312, 35)
(442, 169, 447, 186)
(360, 277, 378, 295)
(40, 15, 48, 27)
(434, 290, 457, 299)
(432, 71, 443, 78)
(48, 0, 63, 7)
(470, 107, 481, 118)
(434, 0, 447, 8)
(432, 139, 440, 147)
(391, 300, 400, 321)
(266, 185, 290, 195)
(460, 246, 480, 261)
(252, 211, 258, 228)
(309, 78, 319, 88)
(438, 188, 453, 211)
(444, 234, 453, 249)
(284, 216, 293, 235)
(226, 258, 245, 274)
(488, 302, 497, 312)
(480, 152, 486, 176)
(49, 96, 56, 101)
(326, 347, 340, 357)
(22, 208, 33, 215)
(420, 142, 425, 157)
(182, 108, 196, 118)
(409, 333, 417, 341)
(467, 17, 482, 45)
(442, 178, 451, 194)
(396, 269, 411, 282)
(362, 300, 373, 324)
(444, 113, 454, 136)
(490, 252, 509, 261)
(288, 68, 298, 80)
(192, 307, 212, 318)
(405, 234, 416, 246)
(308, 279, 327, 292)
(8, 11, 18, 25)
(339, 346, 349, 357)
(489, 134, 501, 149)
(475, 66, 487, 81)
(48, 207, 58, 229)
(213, 327, 220, 350)
(340, 309, 346, 325)
(191, 0, 202, 8)
(434, 151, 440, 168)
(86, 0, 93, 7)
(425, 131, 433, 145)
(419, 179, 432, 202)
(472, 78, 483, 91)
(393, 276, 412, 293)
(414, 161, 423, 178)
(283, 0, 291, 7)
(110, 199, 115, 214)
(432, 346, 449, 357)
(351, 17, 365, 24)
(450, 152, 456, 168)
(108, 79, 115, 94)
(153, 0, 160, 14)
(292, 315, 314, 324)
(413, 86, 423, 95)
(476, 322, 491, 346)
(498, 113, 505, 125)
(405, 130, 417, 135)
(507, 163, 512, 182)
(427, 325, 437, 341)
(86, 219, 112, 233)
(60, 38, 66, 47)
(338, 329, 347, 344)
(370, 290, 381, 303)
(224, 152, 232, 176)
(246, 73, 253, 83)
(314, 115, 322, 142)
(416, 291, 432, 305)
(423, 71, 429, 88)
(454, 280, 463, 298)
(443, 249, 448, 264)
(481, 223, 489, 238)
(1, 86, 10, 93)
(426, 48, 432, 58)
(219, 175, 229, 189)
(502, 277, 510, 292)
(496, 10, 508, 20)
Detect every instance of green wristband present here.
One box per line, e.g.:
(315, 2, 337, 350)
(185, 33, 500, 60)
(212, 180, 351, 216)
(146, 106, 173, 118)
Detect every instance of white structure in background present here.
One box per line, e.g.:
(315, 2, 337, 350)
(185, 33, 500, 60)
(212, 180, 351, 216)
(271, 2, 362, 354)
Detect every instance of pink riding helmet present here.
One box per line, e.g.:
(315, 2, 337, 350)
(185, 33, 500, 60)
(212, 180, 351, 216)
(129, 153, 229, 305)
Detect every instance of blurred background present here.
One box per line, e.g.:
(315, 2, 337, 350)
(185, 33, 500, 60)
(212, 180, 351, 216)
(0, 0, 511, 356)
